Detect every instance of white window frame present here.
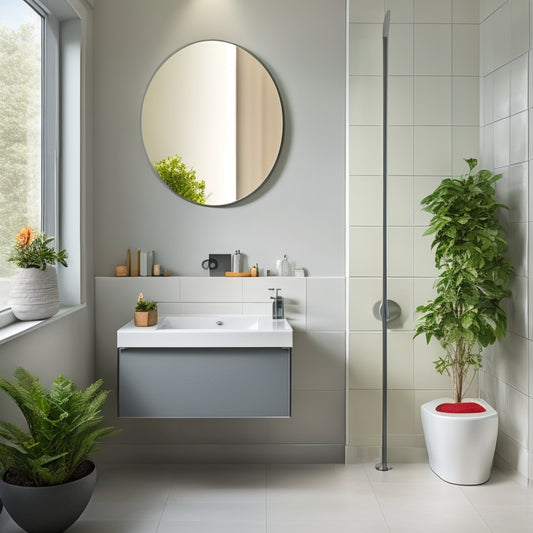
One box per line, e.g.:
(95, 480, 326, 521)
(0, 0, 60, 327)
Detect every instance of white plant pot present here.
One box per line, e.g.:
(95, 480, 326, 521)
(9, 266, 60, 321)
(421, 398, 498, 485)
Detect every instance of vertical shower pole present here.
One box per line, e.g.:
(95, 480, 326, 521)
(376, 10, 391, 473)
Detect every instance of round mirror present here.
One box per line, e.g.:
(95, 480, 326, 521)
(141, 40, 284, 206)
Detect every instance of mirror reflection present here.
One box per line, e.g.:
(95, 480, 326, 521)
(142, 40, 284, 206)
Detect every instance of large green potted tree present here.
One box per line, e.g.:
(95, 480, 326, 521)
(415, 158, 513, 485)
(0, 367, 118, 532)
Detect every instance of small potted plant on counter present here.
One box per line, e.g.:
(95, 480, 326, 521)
(415, 158, 513, 485)
(134, 292, 158, 327)
(0, 367, 118, 533)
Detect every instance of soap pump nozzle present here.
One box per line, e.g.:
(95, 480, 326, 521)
(269, 288, 284, 319)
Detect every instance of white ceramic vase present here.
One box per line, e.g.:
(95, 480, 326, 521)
(421, 398, 498, 485)
(9, 266, 60, 321)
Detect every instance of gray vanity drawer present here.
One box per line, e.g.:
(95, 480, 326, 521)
(118, 347, 291, 418)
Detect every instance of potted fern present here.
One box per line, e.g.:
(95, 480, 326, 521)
(415, 158, 513, 485)
(134, 292, 158, 326)
(0, 368, 118, 533)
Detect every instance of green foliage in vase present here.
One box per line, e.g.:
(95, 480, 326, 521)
(154, 154, 206, 204)
(7, 226, 68, 270)
(0, 367, 118, 487)
(414, 158, 514, 403)
(135, 292, 157, 312)
(135, 300, 157, 312)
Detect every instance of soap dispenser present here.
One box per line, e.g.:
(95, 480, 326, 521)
(232, 250, 241, 273)
(278, 254, 290, 276)
(269, 288, 284, 319)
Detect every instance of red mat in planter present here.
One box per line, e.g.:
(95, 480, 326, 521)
(436, 402, 486, 414)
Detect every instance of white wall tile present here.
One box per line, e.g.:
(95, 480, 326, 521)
(349, 332, 382, 389)
(529, 53, 533, 110)
(507, 387, 529, 447)
(510, 111, 528, 164)
(481, 123, 494, 170)
(348, 389, 381, 443)
(511, 0, 530, 60)
(509, 163, 528, 223)
(389, 126, 414, 174)
(388, 278, 414, 330)
(480, 15, 492, 75)
(492, 64, 510, 121)
(388, 390, 415, 434)
(414, 76, 452, 125)
(388, 226, 414, 277)
(414, 0, 451, 23)
(491, 2, 511, 70)
(414, 24, 452, 76)
(452, 127, 480, 175)
(349, 23, 382, 75)
(507, 222, 528, 279)
(350, 227, 382, 277)
(492, 118, 510, 168)
(385, 0, 414, 24)
(349, 175, 382, 226)
(482, 74, 493, 125)
(349, 76, 382, 125)
(349, 0, 385, 23)
(389, 76, 413, 125)
(452, 24, 479, 76)
(506, 275, 528, 338)
(452, 0, 480, 23)
(293, 331, 345, 390)
(180, 277, 242, 302)
(414, 126, 452, 176)
(388, 331, 415, 388)
(349, 126, 382, 175)
(389, 176, 414, 226)
(453, 77, 479, 126)
(510, 54, 528, 114)
(306, 278, 346, 331)
(493, 332, 529, 394)
(389, 24, 414, 75)
(350, 332, 414, 390)
(349, 277, 382, 331)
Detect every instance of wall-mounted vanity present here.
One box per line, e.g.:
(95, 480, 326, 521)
(117, 315, 293, 418)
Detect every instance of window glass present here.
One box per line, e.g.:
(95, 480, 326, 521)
(0, 0, 42, 309)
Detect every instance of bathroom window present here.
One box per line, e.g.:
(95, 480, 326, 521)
(0, 0, 59, 319)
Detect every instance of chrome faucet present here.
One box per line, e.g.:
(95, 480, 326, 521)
(269, 288, 284, 319)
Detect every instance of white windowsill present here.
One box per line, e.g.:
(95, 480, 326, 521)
(0, 304, 86, 346)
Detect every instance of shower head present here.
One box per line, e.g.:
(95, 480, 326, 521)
(383, 10, 390, 39)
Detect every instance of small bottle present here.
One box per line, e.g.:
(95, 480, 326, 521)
(279, 254, 290, 276)
(250, 263, 258, 277)
(232, 250, 241, 273)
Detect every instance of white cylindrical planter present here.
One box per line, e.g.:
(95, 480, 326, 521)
(421, 398, 498, 485)
(9, 266, 60, 321)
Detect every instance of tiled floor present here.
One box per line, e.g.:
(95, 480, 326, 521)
(1, 462, 532, 532)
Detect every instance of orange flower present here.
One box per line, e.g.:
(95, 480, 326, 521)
(15, 226, 35, 247)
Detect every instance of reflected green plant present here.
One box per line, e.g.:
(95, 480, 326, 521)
(154, 155, 206, 204)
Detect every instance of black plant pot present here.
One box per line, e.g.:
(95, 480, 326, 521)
(0, 462, 96, 533)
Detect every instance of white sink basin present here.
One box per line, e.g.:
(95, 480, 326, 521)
(117, 315, 293, 348)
